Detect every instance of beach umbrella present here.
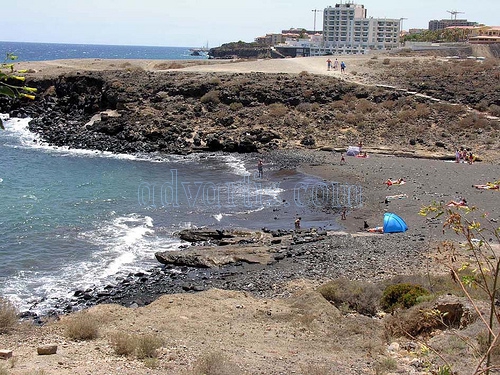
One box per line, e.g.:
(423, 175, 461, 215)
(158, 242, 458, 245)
(383, 212, 408, 233)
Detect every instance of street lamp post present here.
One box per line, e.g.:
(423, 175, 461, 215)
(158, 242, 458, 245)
(399, 17, 408, 46)
(312, 9, 322, 33)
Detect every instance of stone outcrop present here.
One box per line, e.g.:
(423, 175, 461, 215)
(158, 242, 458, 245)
(155, 245, 273, 268)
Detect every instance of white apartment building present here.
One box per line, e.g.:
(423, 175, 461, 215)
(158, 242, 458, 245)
(311, 2, 401, 55)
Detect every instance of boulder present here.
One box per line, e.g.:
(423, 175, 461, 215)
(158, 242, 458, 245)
(37, 344, 57, 355)
(178, 229, 230, 243)
(0, 349, 13, 360)
(433, 295, 476, 329)
(155, 245, 273, 268)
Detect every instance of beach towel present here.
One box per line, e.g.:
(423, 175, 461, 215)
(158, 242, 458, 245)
(367, 226, 384, 233)
(385, 194, 408, 201)
(473, 184, 499, 190)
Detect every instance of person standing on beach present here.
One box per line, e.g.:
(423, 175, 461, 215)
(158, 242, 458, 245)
(257, 159, 263, 178)
(341, 207, 347, 220)
(340, 61, 346, 73)
(294, 217, 301, 229)
(340, 153, 346, 165)
(326, 58, 332, 71)
(333, 58, 339, 70)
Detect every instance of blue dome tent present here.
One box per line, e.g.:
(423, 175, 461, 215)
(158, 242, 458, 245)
(383, 212, 408, 233)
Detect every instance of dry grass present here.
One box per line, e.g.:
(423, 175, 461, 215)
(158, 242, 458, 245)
(109, 332, 137, 356)
(374, 357, 398, 374)
(0, 298, 18, 334)
(190, 350, 240, 375)
(200, 90, 220, 104)
(64, 311, 99, 341)
(109, 332, 163, 359)
(317, 278, 382, 316)
(135, 334, 163, 359)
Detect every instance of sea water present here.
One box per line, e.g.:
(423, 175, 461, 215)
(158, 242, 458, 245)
(0, 41, 208, 61)
(0, 116, 342, 314)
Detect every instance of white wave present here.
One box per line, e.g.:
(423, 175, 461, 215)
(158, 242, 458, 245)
(79, 214, 165, 279)
(1, 117, 258, 178)
(219, 154, 251, 176)
(0, 117, 179, 163)
(213, 213, 223, 222)
(2, 213, 182, 314)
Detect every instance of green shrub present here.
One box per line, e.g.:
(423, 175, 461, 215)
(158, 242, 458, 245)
(64, 311, 99, 341)
(0, 298, 18, 333)
(318, 278, 382, 316)
(381, 283, 430, 312)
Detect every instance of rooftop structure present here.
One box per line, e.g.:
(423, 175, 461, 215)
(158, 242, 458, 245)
(429, 18, 477, 31)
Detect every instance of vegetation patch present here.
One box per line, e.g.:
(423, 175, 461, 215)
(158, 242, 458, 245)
(381, 283, 430, 312)
(64, 311, 100, 341)
(0, 298, 18, 334)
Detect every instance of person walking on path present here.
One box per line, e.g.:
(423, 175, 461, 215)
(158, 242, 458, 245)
(257, 159, 263, 178)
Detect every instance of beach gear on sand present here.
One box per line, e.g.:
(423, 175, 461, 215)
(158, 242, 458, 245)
(366, 213, 408, 234)
(383, 212, 408, 233)
(367, 226, 384, 233)
(473, 183, 499, 190)
(385, 194, 408, 201)
(346, 146, 361, 156)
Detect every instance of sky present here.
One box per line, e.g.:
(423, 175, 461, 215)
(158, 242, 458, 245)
(2, 0, 499, 48)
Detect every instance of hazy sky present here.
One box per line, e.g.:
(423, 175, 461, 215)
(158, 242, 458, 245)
(2, 0, 498, 47)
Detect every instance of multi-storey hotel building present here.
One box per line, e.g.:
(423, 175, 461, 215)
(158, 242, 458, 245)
(311, 2, 401, 55)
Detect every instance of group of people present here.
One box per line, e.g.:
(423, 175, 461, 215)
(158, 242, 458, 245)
(326, 58, 346, 73)
(455, 148, 476, 164)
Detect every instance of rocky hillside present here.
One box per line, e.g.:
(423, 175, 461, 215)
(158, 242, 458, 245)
(1, 55, 499, 160)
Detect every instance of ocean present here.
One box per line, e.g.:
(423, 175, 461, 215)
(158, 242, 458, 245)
(0, 42, 339, 315)
(0, 41, 208, 62)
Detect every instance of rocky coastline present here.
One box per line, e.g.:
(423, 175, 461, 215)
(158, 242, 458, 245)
(2, 59, 499, 160)
(2, 57, 500, 323)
